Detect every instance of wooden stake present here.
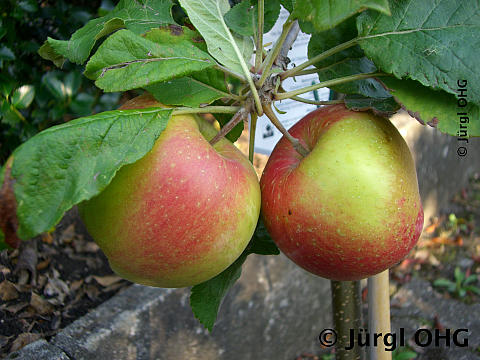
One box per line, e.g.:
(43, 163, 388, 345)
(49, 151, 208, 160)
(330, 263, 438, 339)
(367, 270, 392, 360)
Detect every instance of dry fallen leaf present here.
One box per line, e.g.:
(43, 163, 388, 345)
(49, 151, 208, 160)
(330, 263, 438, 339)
(0, 280, 19, 301)
(30, 293, 55, 315)
(43, 276, 70, 305)
(41, 232, 53, 244)
(1, 301, 29, 315)
(92, 275, 122, 287)
(59, 224, 76, 244)
(9, 333, 41, 352)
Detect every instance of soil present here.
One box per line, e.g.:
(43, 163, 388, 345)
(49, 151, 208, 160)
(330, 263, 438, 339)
(0, 209, 132, 356)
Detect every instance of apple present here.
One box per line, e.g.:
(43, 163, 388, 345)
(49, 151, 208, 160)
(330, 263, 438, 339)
(260, 105, 423, 281)
(79, 94, 261, 288)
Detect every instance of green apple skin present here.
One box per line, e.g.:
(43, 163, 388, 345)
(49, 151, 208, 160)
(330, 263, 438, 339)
(260, 105, 423, 281)
(79, 95, 261, 288)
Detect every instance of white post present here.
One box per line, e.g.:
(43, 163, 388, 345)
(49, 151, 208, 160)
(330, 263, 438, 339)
(368, 270, 392, 360)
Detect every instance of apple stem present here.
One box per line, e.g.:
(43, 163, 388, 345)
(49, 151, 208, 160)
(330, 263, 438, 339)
(368, 271, 392, 360)
(209, 108, 247, 146)
(262, 102, 310, 157)
(249, 113, 257, 163)
(331, 280, 366, 360)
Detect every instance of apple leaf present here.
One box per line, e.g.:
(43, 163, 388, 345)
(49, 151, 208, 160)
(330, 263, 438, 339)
(292, 0, 390, 32)
(143, 25, 207, 52)
(190, 219, 279, 331)
(247, 218, 280, 256)
(38, 0, 175, 66)
(344, 94, 400, 116)
(308, 17, 391, 100)
(146, 66, 238, 107)
(146, 77, 225, 107)
(224, 0, 281, 37)
(1, 108, 172, 242)
(178, 0, 253, 78)
(357, 0, 480, 105)
(84, 29, 215, 92)
(381, 77, 480, 137)
(190, 252, 247, 332)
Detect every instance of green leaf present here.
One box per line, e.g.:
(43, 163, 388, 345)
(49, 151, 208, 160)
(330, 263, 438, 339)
(7, 108, 172, 240)
(308, 18, 390, 98)
(345, 94, 400, 116)
(64, 72, 83, 97)
(0, 74, 15, 97)
(189, 218, 278, 331)
(18, 0, 38, 12)
(0, 46, 15, 61)
(357, 0, 480, 105)
(394, 350, 417, 360)
(179, 0, 253, 78)
(433, 278, 456, 292)
(454, 267, 465, 283)
(224, 1, 257, 37)
(39, 0, 175, 66)
(293, 0, 390, 32)
(42, 74, 67, 101)
(464, 275, 478, 286)
(190, 253, 247, 331)
(465, 285, 480, 295)
(224, 0, 281, 36)
(11, 85, 35, 109)
(146, 77, 225, 107)
(146, 64, 239, 107)
(381, 77, 480, 137)
(308, 17, 390, 99)
(84, 29, 215, 92)
(144, 25, 208, 52)
(0, 101, 24, 126)
(248, 218, 280, 255)
(70, 93, 96, 116)
(280, 0, 294, 13)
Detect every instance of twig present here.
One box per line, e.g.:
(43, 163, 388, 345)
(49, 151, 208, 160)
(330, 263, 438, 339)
(262, 102, 309, 157)
(209, 108, 247, 146)
(275, 72, 386, 100)
(255, 0, 264, 72)
(291, 96, 344, 106)
(257, 18, 295, 88)
(275, 20, 300, 69)
(280, 38, 359, 80)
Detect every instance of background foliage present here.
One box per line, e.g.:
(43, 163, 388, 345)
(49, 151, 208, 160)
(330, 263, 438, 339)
(0, 0, 121, 163)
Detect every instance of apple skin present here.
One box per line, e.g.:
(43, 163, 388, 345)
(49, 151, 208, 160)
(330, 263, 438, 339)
(79, 94, 261, 288)
(260, 105, 423, 281)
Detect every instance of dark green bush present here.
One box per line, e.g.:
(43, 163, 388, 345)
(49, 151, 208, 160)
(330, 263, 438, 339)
(0, 0, 121, 163)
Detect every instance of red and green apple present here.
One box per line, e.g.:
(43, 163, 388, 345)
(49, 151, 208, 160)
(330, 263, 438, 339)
(79, 94, 261, 288)
(260, 105, 423, 281)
